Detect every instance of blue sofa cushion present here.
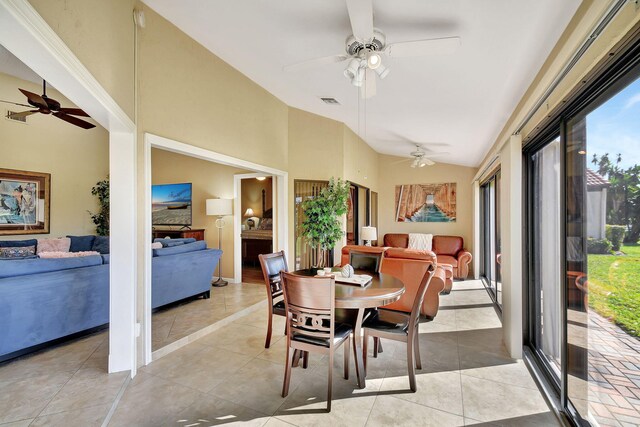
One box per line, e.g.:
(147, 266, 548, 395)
(101, 254, 110, 264)
(0, 239, 37, 248)
(91, 236, 110, 254)
(153, 240, 207, 257)
(67, 235, 96, 252)
(0, 255, 103, 279)
(153, 238, 196, 247)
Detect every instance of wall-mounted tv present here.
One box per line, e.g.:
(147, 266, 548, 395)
(152, 183, 192, 226)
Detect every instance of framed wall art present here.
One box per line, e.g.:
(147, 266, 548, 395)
(0, 168, 50, 235)
(395, 182, 456, 222)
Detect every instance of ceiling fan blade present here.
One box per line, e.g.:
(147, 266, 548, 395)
(52, 111, 95, 129)
(0, 99, 32, 108)
(7, 110, 39, 119)
(283, 54, 349, 72)
(58, 107, 90, 117)
(360, 67, 376, 99)
(346, 0, 373, 41)
(423, 151, 451, 157)
(385, 36, 461, 58)
(19, 88, 48, 109)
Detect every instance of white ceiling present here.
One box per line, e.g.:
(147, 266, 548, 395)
(144, 0, 581, 167)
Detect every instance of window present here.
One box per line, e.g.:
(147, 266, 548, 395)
(480, 171, 502, 309)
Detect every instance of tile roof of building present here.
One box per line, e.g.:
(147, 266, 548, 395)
(587, 168, 610, 190)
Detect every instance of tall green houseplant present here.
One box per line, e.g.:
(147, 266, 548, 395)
(88, 177, 109, 236)
(300, 177, 350, 268)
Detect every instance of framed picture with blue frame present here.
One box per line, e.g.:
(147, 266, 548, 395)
(0, 168, 50, 235)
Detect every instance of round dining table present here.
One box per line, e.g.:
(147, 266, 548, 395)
(292, 268, 405, 389)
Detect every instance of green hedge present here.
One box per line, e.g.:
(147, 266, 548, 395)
(606, 225, 627, 251)
(588, 238, 612, 254)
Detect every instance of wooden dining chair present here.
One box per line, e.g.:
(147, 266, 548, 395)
(362, 262, 436, 392)
(258, 251, 289, 349)
(349, 250, 383, 273)
(280, 271, 352, 412)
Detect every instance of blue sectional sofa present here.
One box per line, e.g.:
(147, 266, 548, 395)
(0, 239, 221, 361)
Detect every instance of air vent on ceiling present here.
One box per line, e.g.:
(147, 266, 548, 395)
(320, 97, 340, 105)
(6, 111, 27, 124)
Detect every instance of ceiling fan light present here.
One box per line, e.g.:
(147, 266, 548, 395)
(352, 66, 365, 87)
(344, 58, 360, 80)
(366, 50, 381, 69)
(375, 63, 390, 79)
(419, 161, 427, 168)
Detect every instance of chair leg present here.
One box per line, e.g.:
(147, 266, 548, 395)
(363, 330, 369, 374)
(302, 351, 309, 369)
(343, 336, 350, 380)
(414, 326, 422, 370)
(378, 339, 383, 354)
(407, 335, 417, 392)
(282, 344, 294, 397)
(265, 312, 273, 349)
(373, 337, 378, 358)
(327, 351, 334, 412)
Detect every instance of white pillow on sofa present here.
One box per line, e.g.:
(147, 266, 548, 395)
(36, 237, 71, 254)
(38, 251, 100, 258)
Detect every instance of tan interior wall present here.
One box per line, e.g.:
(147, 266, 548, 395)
(241, 177, 273, 223)
(0, 72, 109, 241)
(151, 148, 248, 278)
(28, 0, 136, 119)
(377, 154, 477, 253)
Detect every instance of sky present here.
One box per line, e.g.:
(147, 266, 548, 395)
(151, 183, 192, 203)
(586, 77, 640, 170)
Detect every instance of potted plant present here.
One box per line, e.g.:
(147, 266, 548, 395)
(300, 177, 350, 268)
(88, 177, 109, 236)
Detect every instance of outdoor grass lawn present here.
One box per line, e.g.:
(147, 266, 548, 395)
(588, 244, 640, 336)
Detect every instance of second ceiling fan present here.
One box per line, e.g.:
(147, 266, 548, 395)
(284, 0, 461, 98)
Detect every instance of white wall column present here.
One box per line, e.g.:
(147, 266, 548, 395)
(472, 180, 481, 280)
(109, 132, 137, 374)
(501, 134, 523, 359)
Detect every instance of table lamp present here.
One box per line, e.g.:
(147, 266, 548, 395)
(361, 226, 377, 247)
(244, 208, 255, 229)
(206, 198, 233, 287)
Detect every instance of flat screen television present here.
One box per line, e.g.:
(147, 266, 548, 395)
(152, 182, 192, 226)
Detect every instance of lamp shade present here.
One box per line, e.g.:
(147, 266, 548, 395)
(206, 198, 233, 216)
(361, 226, 377, 241)
(243, 208, 254, 218)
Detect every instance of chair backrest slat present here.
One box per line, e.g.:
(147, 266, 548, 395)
(410, 263, 436, 327)
(259, 251, 289, 304)
(281, 272, 336, 344)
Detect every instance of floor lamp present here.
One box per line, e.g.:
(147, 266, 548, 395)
(206, 198, 233, 287)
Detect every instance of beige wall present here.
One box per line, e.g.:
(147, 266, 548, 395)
(136, 5, 288, 171)
(0, 72, 109, 241)
(343, 126, 379, 192)
(28, 0, 135, 119)
(151, 148, 248, 278)
(377, 154, 477, 254)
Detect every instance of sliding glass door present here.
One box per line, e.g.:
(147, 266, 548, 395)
(525, 55, 640, 425)
(480, 172, 502, 308)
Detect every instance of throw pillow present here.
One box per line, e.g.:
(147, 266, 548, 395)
(0, 239, 37, 248)
(258, 218, 273, 230)
(67, 235, 96, 252)
(162, 240, 185, 248)
(36, 237, 71, 254)
(91, 236, 110, 254)
(0, 245, 37, 258)
(151, 242, 163, 249)
(38, 251, 101, 259)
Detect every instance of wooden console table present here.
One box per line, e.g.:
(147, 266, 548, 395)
(152, 228, 205, 241)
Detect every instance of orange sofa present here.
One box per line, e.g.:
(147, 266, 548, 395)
(340, 245, 448, 319)
(383, 234, 472, 279)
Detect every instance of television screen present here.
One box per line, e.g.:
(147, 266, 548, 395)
(152, 183, 192, 226)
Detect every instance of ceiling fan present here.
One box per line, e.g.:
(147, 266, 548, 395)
(395, 144, 450, 168)
(283, 0, 461, 98)
(0, 80, 95, 129)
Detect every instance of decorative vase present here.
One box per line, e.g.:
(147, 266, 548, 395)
(341, 264, 354, 278)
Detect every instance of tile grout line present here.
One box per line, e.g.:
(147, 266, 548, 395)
(101, 374, 131, 427)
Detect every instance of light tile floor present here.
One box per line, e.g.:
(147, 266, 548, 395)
(0, 280, 559, 426)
